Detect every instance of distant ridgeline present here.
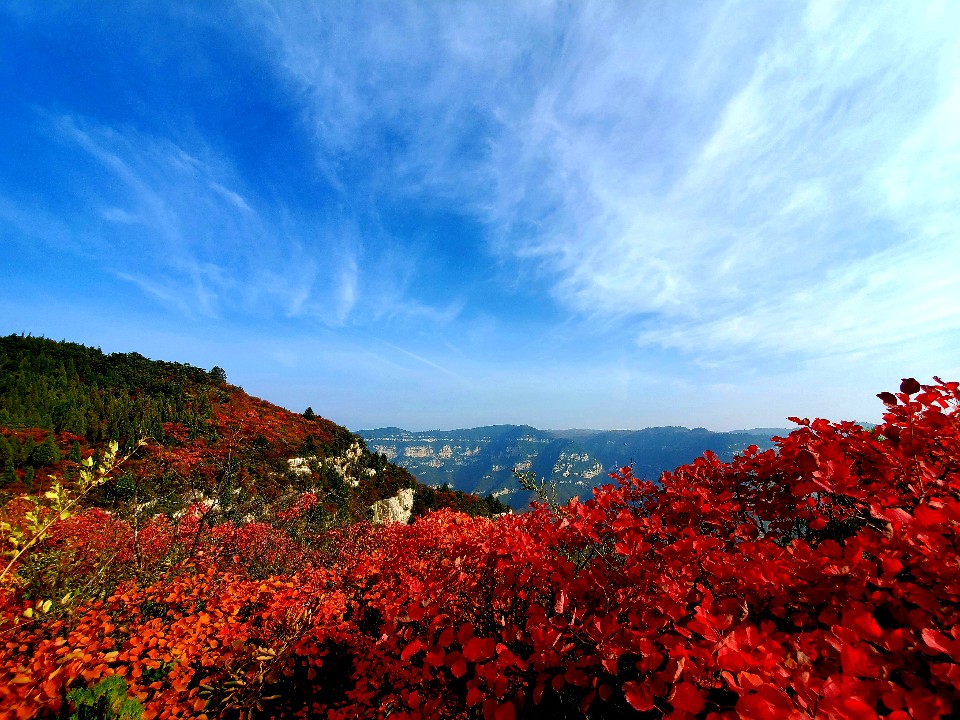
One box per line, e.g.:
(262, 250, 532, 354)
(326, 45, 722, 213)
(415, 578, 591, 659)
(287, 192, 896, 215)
(0, 334, 508, 521)
(360, 424, 788, 509)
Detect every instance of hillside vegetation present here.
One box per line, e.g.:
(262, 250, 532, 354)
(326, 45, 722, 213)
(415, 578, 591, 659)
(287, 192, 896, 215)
(0, 334, 508, 524)
(1, 339, 958, 719)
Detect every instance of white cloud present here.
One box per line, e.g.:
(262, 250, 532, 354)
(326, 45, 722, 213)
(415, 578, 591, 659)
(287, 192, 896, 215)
(465, 0, 960, 368)
(208, 182, 253, 213)
(35, 113, 379, 325)
(248, 0, 960, 422)
(13, 0, 953, 431)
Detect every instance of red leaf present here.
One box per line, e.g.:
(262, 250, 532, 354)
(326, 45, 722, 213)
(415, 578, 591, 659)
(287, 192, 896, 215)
(900, 378, 922, 395)
(670, 682, 705, 714)
(425, 647, 446, 667)
(841, 643, 875, 677)
(463, 636, 496, 663)
(905, 689, 946, 720)
(794, 449, 819, 473)
(921, 628, 960, 660)
(494, 702, 516, 720)
(843, 609, 882, 644)
(437, 627, 455, 648)
(457, 622, 474, 645)
(401, 639, 422, 661)
(466, 687, 485, 707)
(624, 681, 655, 712)
(738, 689, 790, 720)
(446, 650, 467, 678)
(877, 392, 898, 406)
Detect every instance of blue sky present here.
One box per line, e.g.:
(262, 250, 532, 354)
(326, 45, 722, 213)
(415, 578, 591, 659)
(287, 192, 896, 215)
(1, 1, 958, 432)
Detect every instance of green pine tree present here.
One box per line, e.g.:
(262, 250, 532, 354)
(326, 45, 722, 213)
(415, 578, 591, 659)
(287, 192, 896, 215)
(8, 437, 23, 468)
(30, 435, 61, 466)
(21, 436, 35, 466)
(0, 435, 13, 469)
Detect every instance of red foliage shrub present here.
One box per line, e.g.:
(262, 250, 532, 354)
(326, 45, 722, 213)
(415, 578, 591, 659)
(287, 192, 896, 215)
(1, 377, 958, 719)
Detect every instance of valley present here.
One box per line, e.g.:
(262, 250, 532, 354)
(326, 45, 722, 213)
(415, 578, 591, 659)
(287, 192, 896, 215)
(360, 424, 787, 508)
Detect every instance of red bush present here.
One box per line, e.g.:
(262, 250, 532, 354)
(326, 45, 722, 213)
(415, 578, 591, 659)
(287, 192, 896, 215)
(1, 377, 958, 719)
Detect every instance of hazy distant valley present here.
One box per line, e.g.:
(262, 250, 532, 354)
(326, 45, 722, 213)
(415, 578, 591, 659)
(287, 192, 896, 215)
(359, 424, 788, 508)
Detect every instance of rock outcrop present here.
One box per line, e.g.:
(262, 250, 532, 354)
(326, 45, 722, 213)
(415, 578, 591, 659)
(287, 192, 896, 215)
(370, 488, 415, 524)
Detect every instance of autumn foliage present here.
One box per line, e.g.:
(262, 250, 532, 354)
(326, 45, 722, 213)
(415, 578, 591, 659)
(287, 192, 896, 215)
(2, 377, 959, 719)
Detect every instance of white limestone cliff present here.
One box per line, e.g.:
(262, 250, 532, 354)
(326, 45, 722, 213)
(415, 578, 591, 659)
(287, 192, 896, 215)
(369, 487, 415, 524)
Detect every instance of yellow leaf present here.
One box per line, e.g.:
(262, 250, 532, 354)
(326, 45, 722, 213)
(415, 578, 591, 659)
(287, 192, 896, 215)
(23, 608, 34, 618)
(40, 600, 52, 613)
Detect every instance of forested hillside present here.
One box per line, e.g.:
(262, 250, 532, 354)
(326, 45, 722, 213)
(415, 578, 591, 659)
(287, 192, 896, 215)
(0, 334, 508, 521)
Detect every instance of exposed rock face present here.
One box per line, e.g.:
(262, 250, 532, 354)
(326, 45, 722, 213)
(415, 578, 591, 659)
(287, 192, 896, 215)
(359, 425, 785, 510)
(286, 442, 368, 488)
(373, 445, 397, 460)
(287, 457, 313, 475)
(370, 488, 415, 524)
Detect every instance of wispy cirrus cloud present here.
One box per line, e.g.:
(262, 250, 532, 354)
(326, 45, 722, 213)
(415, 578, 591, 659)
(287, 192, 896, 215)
(24, 113, 361, 324)
(3, 0, 958, 430)
(257, 0, 960, 372)
(479, 1, 960, 362)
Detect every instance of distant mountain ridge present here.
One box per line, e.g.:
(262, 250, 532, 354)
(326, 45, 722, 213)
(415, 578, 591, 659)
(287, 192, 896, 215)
(359, 424, 790, 509)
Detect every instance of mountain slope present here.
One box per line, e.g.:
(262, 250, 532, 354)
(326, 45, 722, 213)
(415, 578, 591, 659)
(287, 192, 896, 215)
(0, 334, 508, 521)
(360, 423, 788, 508)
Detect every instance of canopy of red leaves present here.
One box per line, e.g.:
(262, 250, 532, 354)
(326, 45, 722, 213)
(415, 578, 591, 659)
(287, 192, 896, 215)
(2, 377, 958, 719)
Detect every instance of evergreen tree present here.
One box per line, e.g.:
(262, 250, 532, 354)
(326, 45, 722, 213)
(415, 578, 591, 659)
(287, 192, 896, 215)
(20, 437, 34, 467)
(69, 441, 82, 463)
(0, 435, 12, 468)
(24, 466, 34, 489)
(30, 434, 61, 466)
(1, 464, 15, 487)
(303, 407, 316, 420)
